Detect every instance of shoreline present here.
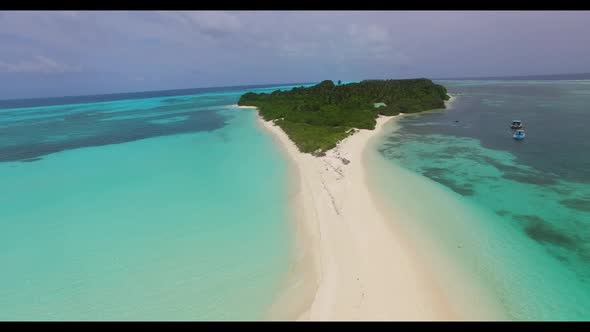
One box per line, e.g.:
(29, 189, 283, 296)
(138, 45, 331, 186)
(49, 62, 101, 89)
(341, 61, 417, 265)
(363, 108, 509, 321)
(244, 104, 461, 320)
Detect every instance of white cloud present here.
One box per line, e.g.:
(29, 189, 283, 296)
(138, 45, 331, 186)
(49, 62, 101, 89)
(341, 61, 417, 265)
(278, 40, 319, 58)
(365, 24, 389, 43)
(348, 23, 389, 46)
(345, 23, 409, 64)
(58, 11, 80, 18)
(266, 21, 410, 69)
(157, 11, 241, 37)
(0, 55, 82, 73)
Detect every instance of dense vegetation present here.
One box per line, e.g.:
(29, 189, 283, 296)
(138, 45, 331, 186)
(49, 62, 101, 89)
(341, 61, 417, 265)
(238, 79, 449, 155)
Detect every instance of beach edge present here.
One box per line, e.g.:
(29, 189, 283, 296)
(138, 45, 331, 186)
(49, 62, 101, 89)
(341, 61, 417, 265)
(241, 104, 460, 320)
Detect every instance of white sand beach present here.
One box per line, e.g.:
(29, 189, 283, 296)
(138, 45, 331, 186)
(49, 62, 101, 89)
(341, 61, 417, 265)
(240, 104, 458, 321)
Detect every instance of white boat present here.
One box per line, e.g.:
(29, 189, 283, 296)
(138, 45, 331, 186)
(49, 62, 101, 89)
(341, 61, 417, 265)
(513, 129, 526, 140)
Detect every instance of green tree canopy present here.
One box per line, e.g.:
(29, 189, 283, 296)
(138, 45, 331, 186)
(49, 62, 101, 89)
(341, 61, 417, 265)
(238, 78, 449, 155)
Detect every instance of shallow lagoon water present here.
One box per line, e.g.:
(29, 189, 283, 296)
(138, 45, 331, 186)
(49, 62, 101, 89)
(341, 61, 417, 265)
(0, 84, 311, 320)
(369, 80, 590, 320)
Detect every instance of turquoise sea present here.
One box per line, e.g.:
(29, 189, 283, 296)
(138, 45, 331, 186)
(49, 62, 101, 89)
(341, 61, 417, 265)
(4, 78, 590, 321)
(0, 83, 313, 320)
(368, 79, 590, 320)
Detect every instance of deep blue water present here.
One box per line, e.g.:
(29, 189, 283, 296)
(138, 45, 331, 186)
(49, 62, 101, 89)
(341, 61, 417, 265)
(0, 82, 315, 109)
(371, 79, 590, 320)
(0, 83, 314, 163)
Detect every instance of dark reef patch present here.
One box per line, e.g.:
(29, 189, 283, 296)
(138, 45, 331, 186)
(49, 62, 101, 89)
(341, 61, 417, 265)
(443, 145, 478, 156)
(0, 110, 228, 162)
(421, 167, 475, 196)
(551, 187, 573, 195)
(496, 209, 511, 216)
(446, 184, 475, 196)
(560, 198, 590, 212)
(501, 170, 559, 186)
(434, 153, 456, 160)
(378, 146, 405, 161)
(380, 142, 402, 150)
(20, 157, 43, 163)
(479, 157, 560, 186)
(422, 167, 448, 178)
(555, 255, 570, 263)
(516, 214, 576, 250)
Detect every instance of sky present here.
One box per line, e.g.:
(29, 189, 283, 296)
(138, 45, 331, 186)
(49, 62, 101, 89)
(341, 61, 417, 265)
(1, 11, 590, 99)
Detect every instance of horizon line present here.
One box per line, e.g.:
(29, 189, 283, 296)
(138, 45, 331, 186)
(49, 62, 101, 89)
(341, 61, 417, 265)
(2, 71, 590, 103)
(433, 71, 590, 81)
(0, 81, 320, 104)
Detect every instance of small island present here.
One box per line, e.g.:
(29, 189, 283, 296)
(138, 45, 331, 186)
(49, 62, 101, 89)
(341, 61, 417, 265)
(238, 79, 450, 155)
(237, 79, 461, 321)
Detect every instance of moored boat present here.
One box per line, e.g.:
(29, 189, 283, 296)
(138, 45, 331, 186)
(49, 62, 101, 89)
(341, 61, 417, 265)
(511, 120, 523, 129)
(513, 129, 526, 140)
